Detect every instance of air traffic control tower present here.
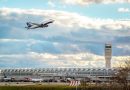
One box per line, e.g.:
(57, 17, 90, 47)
(105, 44, 112, 68)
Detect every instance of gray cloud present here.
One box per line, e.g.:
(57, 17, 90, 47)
(0, 8, 130, 55)
(0, 8, 130, 68)
(0, 52, 129, 68)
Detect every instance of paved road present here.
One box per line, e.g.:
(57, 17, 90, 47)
(0, 82, 69, 86)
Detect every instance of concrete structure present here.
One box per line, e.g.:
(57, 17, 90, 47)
(105, 44, 112, 68)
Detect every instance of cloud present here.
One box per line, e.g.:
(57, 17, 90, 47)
(61, 0, 130, 5)
(0, 52, 129, 68)
(118, 8, 130, 13)
(0, 52, 107, 68)
(25, 52, 105, 68)
(1, 7, 130, 31)
(48, 1, 56, 7)
(116, 45, 130, 50)
(0, 39, 30, 42)
(0, 8, 130, 55)
(0, 8, 130, 68)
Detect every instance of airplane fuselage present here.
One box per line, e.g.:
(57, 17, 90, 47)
(39, 24, 48, 27)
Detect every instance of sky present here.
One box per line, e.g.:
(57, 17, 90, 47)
(0, 0, 130, 68)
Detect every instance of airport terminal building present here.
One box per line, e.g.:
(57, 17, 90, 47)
(0, 68, 117, 82)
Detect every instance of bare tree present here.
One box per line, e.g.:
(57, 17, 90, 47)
(114, 58, 130, 90)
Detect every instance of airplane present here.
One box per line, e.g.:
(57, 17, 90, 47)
(25, 20, 54, 29)
(30, 78, 43, 82)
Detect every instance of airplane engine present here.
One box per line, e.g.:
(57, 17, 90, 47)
(44, 25, 48, 27)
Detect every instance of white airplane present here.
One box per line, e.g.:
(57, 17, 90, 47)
(3, 78, 12, 81)
(25, 19, 54, 29)
(30, 78, 43, 82)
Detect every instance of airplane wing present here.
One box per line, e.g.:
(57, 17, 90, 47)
(26, 23, 39, 29)
(43, 20, 54, 25)
(27, 22, 40, 26)
(30, 23, 40, 25)
(28, 26, 40, 29)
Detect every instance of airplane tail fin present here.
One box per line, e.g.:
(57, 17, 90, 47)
(25, 22, 32, 29)
(26, 22, 32, 27)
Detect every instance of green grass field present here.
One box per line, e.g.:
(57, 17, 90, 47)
(0, 85, 74, 90)
(0, 85, 129, 90)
